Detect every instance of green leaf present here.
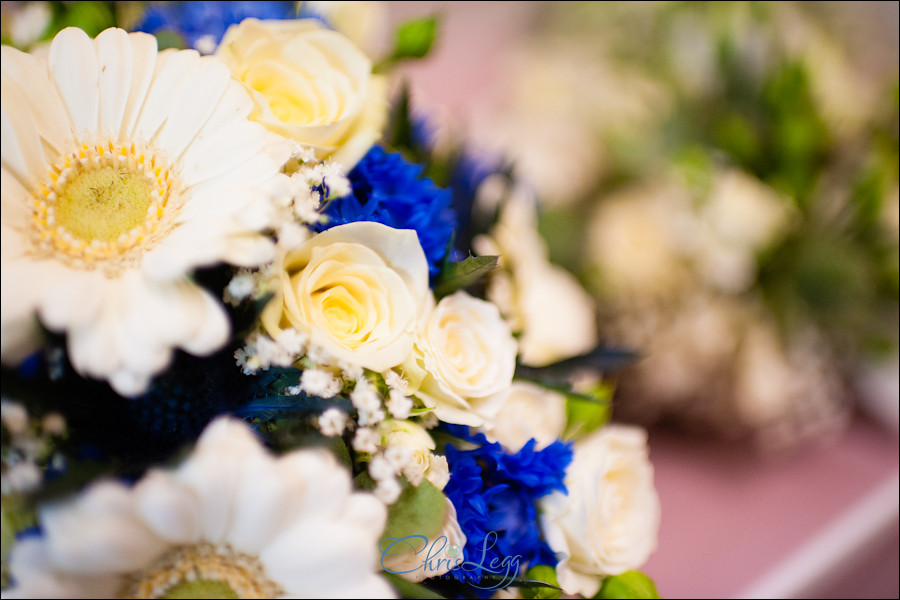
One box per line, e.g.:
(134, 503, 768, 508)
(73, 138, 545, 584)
(2, 494, 36, 588)
(434, 255, 498, 298)
(47, 1, 115, 39)
(521, 565, 562, 599)
(515, 347, 639, 385)
(594, 571, 660, 599)
(476, 574, 563, 592)
(385, 81, 417, 153)
(379, 15, 438, 70)
(383, 572, 446, 599)
(564, 381, 614, 439)
(383, 478, 448, 541)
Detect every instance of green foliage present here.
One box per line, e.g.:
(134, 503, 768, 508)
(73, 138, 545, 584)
(521, 565, 562, 599)
(376, 15, 438, 72)
(45, 1, 117, 40)
(564, 381, 614, 439)
(382, 478, 448, 541)
(383, 572, 446, 599)
(595, 571, 660, 599)
(433, 255, 499, 298)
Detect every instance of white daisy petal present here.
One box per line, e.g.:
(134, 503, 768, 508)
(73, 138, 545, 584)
(118, 32, 158, 140)
(178, 119, 267, 188)
(133, 48, 202, 143)
(176, 285, 230, 356)
(219, 234, 276, 267)
(2, 256, 60, 326)
(0, 46, 70, 155)
(7, 538, 123, 599)
(48, 27, 99, 138)
(142, 226, 227, 280)
(37, 267, 104, 330)
(133, 471, 202, 545)
(156, 58, 231, 160)
(1, 77, 45, 186)
(41, 481, 167, 574)
(1, 169, 31, 230)
(95, 28, 134, 138)
(260, 522, 384, 595)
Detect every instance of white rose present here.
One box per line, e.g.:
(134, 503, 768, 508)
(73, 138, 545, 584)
(540, 425, 660, 597)
(405, 291, 517, 427)
(482, 382, 567, 452)
(216, 18, 388, 168)
(473, 180, 597, 367)
(262, 222, 429, 372)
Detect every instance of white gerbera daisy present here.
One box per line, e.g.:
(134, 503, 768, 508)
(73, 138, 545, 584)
(6, 417, 395, 599)
(1, 27, 291, 395)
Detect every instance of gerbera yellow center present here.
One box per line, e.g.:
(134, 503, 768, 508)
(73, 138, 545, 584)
(30, 141, 175, 270)
(123, 543, 283, 599)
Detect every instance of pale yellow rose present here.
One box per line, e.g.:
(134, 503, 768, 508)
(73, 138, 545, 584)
(379, 419, 448, 490)
(216, 18, 388, 168)
(262, 222, 429, 372)
(401, 291, 517, 427)
(540, 426, 660, 597)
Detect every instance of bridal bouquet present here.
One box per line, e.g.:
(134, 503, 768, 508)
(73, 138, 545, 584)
(0, 2, 660, 598)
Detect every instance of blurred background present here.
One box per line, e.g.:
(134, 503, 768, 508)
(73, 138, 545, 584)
(1, 1, 896, 597)
(378, 1, 899, 598)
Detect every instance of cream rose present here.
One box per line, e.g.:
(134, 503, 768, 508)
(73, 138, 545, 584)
(216, 18, 388, 168)
(262, 222, 429, 372)
(473, 178, 598, 367)
(482, 381, 567, 452)
(403, 291, 517, 427)
(540, 425, 660, 597)
(380, 419, 449, 489)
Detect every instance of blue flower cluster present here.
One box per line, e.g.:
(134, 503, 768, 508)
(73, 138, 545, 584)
(134, 1, 296, 51)
(442, 426, 572, 587)
(317, 146, 457, 277)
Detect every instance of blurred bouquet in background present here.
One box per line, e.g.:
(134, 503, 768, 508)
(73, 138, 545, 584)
(481, 1, 900, 451)
(0, 1, 661, 598)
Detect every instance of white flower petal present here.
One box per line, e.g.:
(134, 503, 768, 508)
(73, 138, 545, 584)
(1, 75, 46, 186)
(133, 471, 202, 545)
(219, 234, 275, 267)
(134, 48, 202, 142)
(95, 28, 134, 138)
(37, 267, 104, 330)
(0, 46, 70, 155)
(118, 32, 158, 140)
(48, 27, 99, 138)
(178, 119, 267, 188)
(7, 537, 124, 599)
(155, 58, 232, 160)
(41, 481, 167, 574)
(260, 522, 384, 595)
(1, 165, 32, 225)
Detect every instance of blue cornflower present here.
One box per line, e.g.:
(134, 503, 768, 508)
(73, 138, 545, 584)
(134, 1, 297, 52)
(317, 146, 457, 277)
(442, 426, 572, 589)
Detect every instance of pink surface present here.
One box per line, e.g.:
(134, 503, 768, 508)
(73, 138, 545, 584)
(644, 417, 899, 598)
